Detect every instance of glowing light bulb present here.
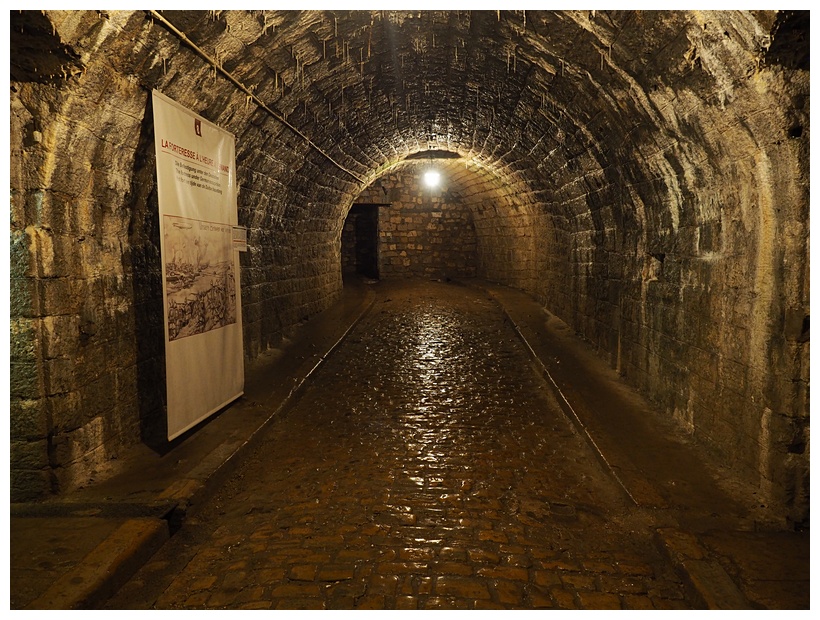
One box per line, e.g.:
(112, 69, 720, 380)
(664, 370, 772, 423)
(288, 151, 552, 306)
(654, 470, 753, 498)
(423, 170, 441, 187)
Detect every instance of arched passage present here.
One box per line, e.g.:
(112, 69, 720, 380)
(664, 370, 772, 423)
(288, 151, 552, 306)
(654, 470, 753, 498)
(9, 10, 809, 524)
(340, 155, 542, 284)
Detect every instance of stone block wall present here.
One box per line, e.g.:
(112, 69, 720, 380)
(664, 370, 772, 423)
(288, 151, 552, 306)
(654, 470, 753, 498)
(341, 205, 379, 278)
(449, 166, 541, 295)
(355, 163, 478, 280)
(10, 54, 152, 499)
(9, 10, 808, 524)
(341, 210, 361, 274)
(9, 11, 355, 498)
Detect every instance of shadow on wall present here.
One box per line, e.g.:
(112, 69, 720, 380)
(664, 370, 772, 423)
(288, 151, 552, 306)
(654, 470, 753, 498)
(124, 97, 169, 453)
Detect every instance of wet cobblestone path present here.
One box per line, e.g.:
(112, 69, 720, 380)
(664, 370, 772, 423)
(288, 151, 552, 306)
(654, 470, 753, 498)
(110, 280, 689, 609)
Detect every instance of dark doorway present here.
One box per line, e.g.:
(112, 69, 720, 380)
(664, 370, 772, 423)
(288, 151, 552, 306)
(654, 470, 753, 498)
(342, 203, 383, 280)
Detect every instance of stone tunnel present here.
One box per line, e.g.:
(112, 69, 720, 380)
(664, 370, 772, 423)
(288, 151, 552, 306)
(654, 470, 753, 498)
(9, 6, 809, 540)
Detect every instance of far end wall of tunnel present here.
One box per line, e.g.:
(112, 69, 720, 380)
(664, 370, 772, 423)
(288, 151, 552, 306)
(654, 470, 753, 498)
(343, 163, 478, 281)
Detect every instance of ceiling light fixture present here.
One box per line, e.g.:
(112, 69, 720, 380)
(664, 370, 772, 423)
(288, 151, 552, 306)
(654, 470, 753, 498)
(423, 140, 440, 188)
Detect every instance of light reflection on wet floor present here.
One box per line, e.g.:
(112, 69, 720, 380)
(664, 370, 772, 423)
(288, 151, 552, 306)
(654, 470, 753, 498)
(127, 280, 687, 609)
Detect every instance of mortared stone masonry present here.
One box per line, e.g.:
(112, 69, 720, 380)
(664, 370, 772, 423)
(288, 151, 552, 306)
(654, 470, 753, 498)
(9, 10, 809, 527)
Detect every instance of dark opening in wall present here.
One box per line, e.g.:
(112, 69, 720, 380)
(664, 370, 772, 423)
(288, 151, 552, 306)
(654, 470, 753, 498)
(799, 314, 809, 343)
(765, 10, 810, 70)
(342, 204, 383, 281)
(10, 10, 83, 83)
(788, 125, 803, 139)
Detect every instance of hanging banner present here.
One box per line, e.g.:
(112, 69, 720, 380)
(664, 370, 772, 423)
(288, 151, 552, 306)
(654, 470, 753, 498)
(152, 90, 244, 440)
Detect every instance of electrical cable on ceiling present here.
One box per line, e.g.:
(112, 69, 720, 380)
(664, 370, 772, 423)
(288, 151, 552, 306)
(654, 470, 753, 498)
(148, 10, 366, 185)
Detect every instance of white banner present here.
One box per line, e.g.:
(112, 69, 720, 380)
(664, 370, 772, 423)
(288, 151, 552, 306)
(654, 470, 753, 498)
(152, 90, 244, 440)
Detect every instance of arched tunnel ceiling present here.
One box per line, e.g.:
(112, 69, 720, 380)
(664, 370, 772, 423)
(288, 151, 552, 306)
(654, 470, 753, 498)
(359, 156, 535, 224)
(161, 11, 750, 163)
(25, 9, 790, 221)
(180, 10, 791, 221)
(8, 9, 810, 518)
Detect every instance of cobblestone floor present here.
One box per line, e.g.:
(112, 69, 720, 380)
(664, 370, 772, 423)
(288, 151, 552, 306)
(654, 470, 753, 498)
(108, 280, 690, 610)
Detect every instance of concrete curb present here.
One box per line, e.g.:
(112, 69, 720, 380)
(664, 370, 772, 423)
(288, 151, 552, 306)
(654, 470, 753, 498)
(26, 518, 170, 610)
(655, 528, 753, 610)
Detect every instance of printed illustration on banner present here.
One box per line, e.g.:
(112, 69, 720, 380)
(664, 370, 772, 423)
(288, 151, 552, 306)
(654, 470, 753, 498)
(164, 214, 237, 341)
